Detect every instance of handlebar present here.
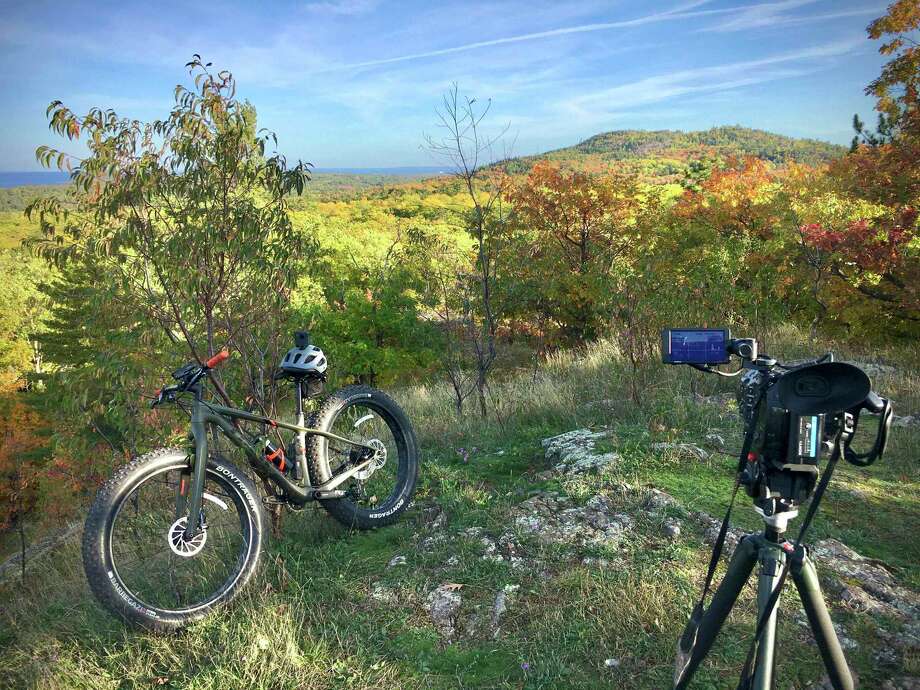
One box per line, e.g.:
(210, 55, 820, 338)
(152, 348, 231, 407)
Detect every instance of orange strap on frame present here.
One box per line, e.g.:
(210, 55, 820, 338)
(265, 446, 286, 471)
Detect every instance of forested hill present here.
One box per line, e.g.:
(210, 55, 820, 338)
(505, 126, 847, 175)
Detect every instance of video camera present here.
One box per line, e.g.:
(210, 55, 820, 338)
(662, 328, 893, 520)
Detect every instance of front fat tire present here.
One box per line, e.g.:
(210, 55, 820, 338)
(81, 448, 266, 632)
(307, 385, 419, 530)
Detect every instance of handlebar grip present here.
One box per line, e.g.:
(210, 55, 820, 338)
(205, 350, 230, 368)
(863, 391, 885, 414)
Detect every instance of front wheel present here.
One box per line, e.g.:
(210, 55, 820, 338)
(307, 386, 419, 529)
(82, 448, 266, 631)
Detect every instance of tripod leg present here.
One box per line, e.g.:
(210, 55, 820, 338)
(675, 535, 759, 689)
(752, 543, 785, 690)
(790, 547, 854, 690)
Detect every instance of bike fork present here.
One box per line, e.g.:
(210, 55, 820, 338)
(183, 398, 209, 539)
(293, 379, 308, 482)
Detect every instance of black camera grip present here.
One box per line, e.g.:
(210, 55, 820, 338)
(843, 395, 892, 467)
(862, 390, 885, 414)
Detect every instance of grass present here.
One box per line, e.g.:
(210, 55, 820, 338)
(0, 211, 40, 249)
(0, 326, 917, 689)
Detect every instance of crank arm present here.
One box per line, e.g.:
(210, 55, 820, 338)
(313, 490, 346, 499)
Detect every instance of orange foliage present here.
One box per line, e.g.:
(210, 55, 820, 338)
(0, 390, 49, 530)
(674, 157, 782, 239)
(507, 160, 640, 274)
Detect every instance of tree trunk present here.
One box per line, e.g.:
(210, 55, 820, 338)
(17, 492, 26, 584)
(476, 377, 489, 419)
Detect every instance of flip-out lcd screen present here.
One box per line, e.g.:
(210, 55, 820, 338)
(662, 328, 730, 365)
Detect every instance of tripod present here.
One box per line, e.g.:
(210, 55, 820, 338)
(664, 335, 893, 690)
(674, 505, 854, 690)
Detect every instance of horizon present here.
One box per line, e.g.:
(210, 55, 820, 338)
(0, 124, 849, 177)
(1, 0, 888, 170)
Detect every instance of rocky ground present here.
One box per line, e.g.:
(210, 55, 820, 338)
(405, 428, 919, 689)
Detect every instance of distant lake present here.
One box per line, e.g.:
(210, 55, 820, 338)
(312, 166, 447, 176)
(0, 172, 71, 188)
(0, 167, 446, 189)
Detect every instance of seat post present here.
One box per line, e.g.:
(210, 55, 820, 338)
(293, 377, 307, 481)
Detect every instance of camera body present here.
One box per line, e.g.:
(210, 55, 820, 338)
(741, 377, 826, 504)
(661, 328, 886, 513)
(662, 328, 825, 503)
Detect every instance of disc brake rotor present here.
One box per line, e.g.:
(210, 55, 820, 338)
(354, 438, 387, 481)
(167, 516, 207, 557)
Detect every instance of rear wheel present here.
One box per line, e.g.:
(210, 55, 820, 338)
(307, 386, 419, 529)
(82, 448, 265, 631)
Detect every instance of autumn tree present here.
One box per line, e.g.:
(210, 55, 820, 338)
(806, 1, 920, 333)
(663, 158, 792, 330)
(861, 0, 920, 145)
(797, 210, 918, 326)
(0, 390, 50, 581)
(505, 162, 642, 342)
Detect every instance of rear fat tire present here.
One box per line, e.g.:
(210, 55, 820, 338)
(307, 386, 419, 529)
(81, 447, 266, 632)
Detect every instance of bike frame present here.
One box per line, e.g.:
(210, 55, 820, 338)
(179, 383, 376, 538)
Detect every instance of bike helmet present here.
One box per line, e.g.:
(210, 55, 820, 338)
(280, 342, 327, 376)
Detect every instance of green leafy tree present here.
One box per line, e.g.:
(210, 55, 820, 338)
(26, 57, 313, 418)
(303, 227, 441, 386)
(0, 251, 50, 389)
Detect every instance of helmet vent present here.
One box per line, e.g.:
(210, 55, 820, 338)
(278, 343, 328, 376)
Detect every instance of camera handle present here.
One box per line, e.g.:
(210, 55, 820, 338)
(842, 393, 893, 467)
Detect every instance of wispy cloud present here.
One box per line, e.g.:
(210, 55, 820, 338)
(704, 0, 882, 32)
(558, 38, 864, 124)
(328, 1, 732, 71)
(304, 0, 380, 16)
(704, 0, 817, 31)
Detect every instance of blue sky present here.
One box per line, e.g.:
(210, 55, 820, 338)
(0, 0, 890, 170)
